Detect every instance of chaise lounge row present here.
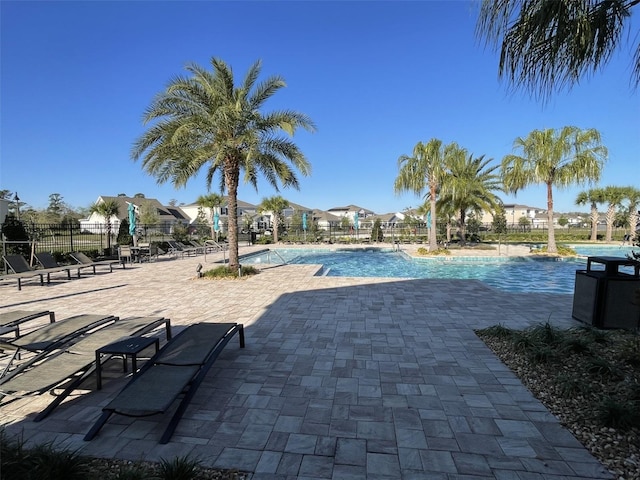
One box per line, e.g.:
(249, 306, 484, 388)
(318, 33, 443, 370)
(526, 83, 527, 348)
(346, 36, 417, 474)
(0, 252, 121, 290)
(0, 309, 244, 443)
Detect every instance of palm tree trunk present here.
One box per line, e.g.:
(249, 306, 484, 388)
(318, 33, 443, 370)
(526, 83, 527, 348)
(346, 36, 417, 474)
(459, 210, 466, 246)
(429, 183, 438, 251)
(274, 215, 279, 243)
(606, 206, 615, 242)
(590, 203, 598, 241)
(546, 182, 557, 253)
(628, 207, 638, 240)
(225, 163, 240, 270)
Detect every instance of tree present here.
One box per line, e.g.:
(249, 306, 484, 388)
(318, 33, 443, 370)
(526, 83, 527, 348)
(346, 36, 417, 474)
(602, 185, 627, 241)
(258, 196, 289, 243)
(501, 126, 607, 253)
(117, 218, 132, 246)
(518, 216, 531, 232)
(196, 193, 225, 240)
(476, 0, 640, 100)
(132, 57, 315, 270)
(576, 188, 606, 241)
(438, 147, 502, 245)
(492, 204, 508, 235)
(89, 200, 120, 251)
(371, 218, 383, 242)
(395, 139, 448, 251)
(139, 201, 159, 226)
(623, 186, 640, 238)
(558, 216, 569, 228)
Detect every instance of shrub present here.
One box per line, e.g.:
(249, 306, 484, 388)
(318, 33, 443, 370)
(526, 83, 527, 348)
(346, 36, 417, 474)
(596, 396, 640, 430)
(201, 265, 259, 279)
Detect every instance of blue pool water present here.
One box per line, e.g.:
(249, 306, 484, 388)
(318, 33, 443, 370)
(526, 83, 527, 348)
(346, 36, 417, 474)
(242, 245, 638, 294)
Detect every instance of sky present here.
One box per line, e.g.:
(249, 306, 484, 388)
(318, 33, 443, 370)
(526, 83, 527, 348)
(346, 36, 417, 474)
(1, 1, 638, 216)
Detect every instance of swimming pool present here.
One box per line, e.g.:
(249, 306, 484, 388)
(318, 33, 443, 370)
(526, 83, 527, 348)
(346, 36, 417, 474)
(242, 245, 638, 294)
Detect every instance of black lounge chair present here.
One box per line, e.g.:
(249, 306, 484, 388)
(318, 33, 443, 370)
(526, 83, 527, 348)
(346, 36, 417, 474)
(0, 314, 117, 380)
(1, 254, 73, 290)
(69, 251, 120, 275)
(0, 310, 56, 339)
(34, 252, 79, 278)
(85, 322, 244, 444)
(0, 316, 171, 421)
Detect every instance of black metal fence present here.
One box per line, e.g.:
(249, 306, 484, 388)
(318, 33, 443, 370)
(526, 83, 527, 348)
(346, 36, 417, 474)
(0, 220, 628, 259)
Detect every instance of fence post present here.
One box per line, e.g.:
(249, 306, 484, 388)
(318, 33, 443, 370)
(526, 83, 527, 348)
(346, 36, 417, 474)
(69, 223, 74, 252)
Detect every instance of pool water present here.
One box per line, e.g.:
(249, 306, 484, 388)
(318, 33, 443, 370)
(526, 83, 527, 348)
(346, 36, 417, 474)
(242, 245, 638, 294)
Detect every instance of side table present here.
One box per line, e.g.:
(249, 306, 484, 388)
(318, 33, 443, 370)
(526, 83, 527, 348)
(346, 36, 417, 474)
(95, 336, 159, 389)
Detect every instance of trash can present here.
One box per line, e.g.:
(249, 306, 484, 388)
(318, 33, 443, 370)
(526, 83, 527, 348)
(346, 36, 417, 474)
(250, 232, 257, 245)
(572, 256, 640, 329)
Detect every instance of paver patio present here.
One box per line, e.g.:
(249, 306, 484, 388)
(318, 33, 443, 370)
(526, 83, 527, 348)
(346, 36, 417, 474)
(0, 245, 613, 479)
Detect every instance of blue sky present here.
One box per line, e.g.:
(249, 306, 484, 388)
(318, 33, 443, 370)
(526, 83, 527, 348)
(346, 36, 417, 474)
(2, 1, 638, 216)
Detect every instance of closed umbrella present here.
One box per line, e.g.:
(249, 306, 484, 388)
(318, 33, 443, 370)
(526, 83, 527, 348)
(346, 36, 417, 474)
(302, 213, 307, 231)
(128, 203, 137, 246)
(353, 212, 359, 231)
(213, 212, 220, 241)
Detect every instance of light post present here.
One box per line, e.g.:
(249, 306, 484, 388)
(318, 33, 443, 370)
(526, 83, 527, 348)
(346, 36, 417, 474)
(13, 193, 20, 221)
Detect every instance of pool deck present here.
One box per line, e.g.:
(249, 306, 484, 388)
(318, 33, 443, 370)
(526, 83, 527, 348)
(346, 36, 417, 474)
(0, 243, 614, 479)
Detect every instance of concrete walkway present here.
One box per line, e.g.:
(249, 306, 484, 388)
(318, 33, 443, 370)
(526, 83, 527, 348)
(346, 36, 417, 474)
(0, 245, 612, 479)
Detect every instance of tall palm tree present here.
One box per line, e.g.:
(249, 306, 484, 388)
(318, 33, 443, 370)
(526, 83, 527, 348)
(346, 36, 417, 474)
(576, 188, 606, 241)
(394, 139, 448, 251)
(623, 186, 640, 239)
(89, 200, 120, 251)
(258, 195, 289, 243)
(602, 185, 628, 242)
(196, 193, 225, 240)
(501, 126, 607, 254)
(476, 0, 639, 100)
(439, 148, 502, 245)
(132, 57, 316, 269)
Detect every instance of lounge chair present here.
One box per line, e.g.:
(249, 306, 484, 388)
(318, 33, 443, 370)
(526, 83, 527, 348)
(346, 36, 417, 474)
(1, 254, 73, 290)
(0, 310, 55, 339)
(166, 240, 199, 257)
(34, 252, 78, 278)
(0, 314, 117, 380)
(69, 251, 120, 275)
(0, 316, 171, 421)
(85, 322, 244, 444)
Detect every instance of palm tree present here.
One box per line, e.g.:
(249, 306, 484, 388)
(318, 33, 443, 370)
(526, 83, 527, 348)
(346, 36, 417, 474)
(476, 0, 640, 100)
(89, 200, 120, 252)
(602, 186, 628, 242)
(394, 139, 448, 251)
(623, 186, 640, 239)
(196, 193, 225, 240)
(258, 196, 289, 243)
(501, 126, 607, 254)
(439, 148, 502, 245)
(576, 188, 606, 241)
(132, 57, 316, 269)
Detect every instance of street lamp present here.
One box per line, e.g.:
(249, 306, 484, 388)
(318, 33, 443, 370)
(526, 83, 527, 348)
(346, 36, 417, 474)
(13, 193, 20, 221)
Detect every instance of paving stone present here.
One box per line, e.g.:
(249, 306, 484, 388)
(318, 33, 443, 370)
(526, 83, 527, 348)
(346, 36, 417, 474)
(0, 253, 612, 480)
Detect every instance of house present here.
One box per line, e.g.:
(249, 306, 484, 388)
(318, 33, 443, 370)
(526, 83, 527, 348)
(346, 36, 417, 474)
(80, 196, 187, 234)
(179, 198, 259, 234)
(480, 204, 545, 225)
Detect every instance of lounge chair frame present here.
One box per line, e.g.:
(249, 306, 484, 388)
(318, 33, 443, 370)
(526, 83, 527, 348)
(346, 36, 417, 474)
(0, 310, 56, 338)
(0, 314, 117, 381)
(1, 254, 73, 290)
(0, 316, 171, 421)
(69, 251, 120, 275)
(85, 322, 244, 444)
